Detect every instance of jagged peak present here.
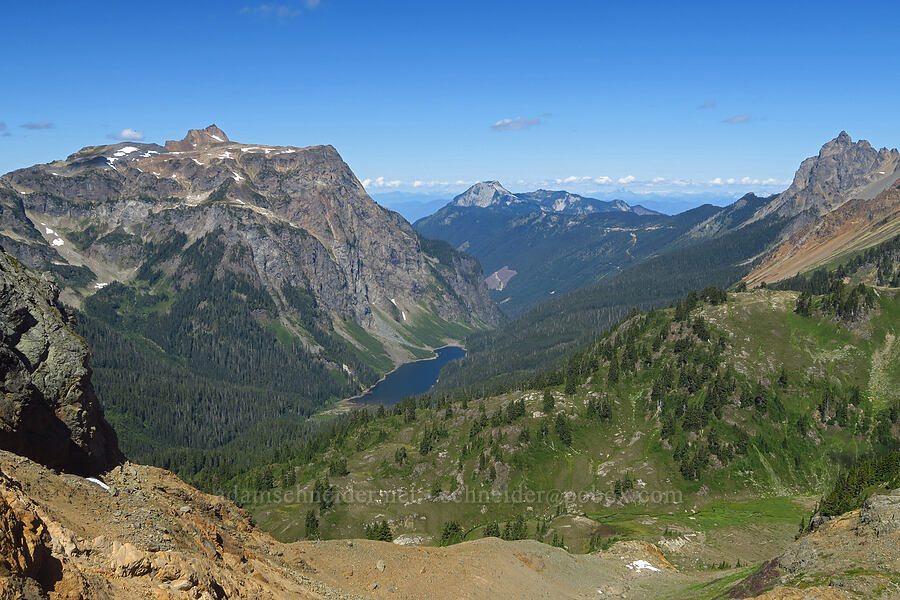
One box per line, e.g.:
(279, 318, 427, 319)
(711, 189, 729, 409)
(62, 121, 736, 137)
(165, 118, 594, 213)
(819, 130, 878, 156)
(165, 124, 230, 151)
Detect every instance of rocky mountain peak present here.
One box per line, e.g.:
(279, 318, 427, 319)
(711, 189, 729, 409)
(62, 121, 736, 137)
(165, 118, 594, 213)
(165, 124, 230, 151)
(452, 181, 519, 208)
(753, 131, 900, 222)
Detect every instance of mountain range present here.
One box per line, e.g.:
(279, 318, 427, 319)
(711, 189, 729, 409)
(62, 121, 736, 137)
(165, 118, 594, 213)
(431, 132, 900, 392)
(0, 125, 499, 466)
(415, 182, 715, 314)
(445, 180, 660, 215)
(1, 128, 900, 599)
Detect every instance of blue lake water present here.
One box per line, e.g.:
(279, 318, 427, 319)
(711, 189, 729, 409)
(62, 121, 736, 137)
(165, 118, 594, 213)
(353, 346, 466, 405)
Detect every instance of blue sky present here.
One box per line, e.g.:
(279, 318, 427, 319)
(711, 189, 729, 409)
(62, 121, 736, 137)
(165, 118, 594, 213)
(2, 1, 899, 207)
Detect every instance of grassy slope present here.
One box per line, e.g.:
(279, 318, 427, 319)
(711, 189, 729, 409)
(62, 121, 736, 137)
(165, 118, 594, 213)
(434, 215, 787, 394)
(249, 287, 899, 573)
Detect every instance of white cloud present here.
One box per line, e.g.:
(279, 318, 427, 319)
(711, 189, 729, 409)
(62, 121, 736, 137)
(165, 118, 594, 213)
(107, 128, 145, 141)
(651, 177, 666, 183)
(491, 116, 541, 131)
(618, 175, 636, 184)
(697, 100, 717, 110)
(362, 176, 403, 189)
(726, 178, 736, 184)
(593, 176, 612, 184)
(556, 175, 592, 184)
(413, 180, 451, 188)
(722, 115, 751, 125)
(709, 177, 724, 185)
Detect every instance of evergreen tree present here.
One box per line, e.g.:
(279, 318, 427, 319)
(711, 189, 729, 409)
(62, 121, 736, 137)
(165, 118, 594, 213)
(554, 414, 572, 447)
(607, 357, 619, 384)
(255, 467, 274, 490)
(329, 456, 349, 476)
(439, 521, 464, 546)
(282, 467, 296, 488)
(365, 520, 393, 542)
(483, 521, 501, 538)
(542, 390, 555, 413)
(304, 509, 319, 539)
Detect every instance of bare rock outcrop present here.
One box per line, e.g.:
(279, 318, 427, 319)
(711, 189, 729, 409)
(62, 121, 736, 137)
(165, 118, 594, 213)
(0, 249, 121, 475)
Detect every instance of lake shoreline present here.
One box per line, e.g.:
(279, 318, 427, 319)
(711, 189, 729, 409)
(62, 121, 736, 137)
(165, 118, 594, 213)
(341, 343, 466, 408)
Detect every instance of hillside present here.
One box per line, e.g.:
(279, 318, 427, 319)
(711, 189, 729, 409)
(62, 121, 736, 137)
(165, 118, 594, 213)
(0, 126, 499, 471)
(2, 243, 898, 599)
(432, 212, 786, 391)
(416, 180, 722, 315)
(432, 132, 900, 393)
(245, 283, 899, 578)
(747, 179, 900, 286)
(5, 443, 900, 599)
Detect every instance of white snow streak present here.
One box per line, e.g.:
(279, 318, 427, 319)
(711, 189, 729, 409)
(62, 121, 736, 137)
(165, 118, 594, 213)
(625, 560, 660, 573)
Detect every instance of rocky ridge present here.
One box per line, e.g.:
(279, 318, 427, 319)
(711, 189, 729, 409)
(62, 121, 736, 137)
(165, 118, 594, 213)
(723, 490, 900, 599)
(747, 179, 900, 285)
(754, 131, 900, 223)
(683, 132, 900, 283)
(0, 125, 500, 365)
(0, 249, 120, 475)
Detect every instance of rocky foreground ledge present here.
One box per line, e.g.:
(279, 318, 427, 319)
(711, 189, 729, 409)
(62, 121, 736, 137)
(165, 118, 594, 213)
(3, 448, 899, 599)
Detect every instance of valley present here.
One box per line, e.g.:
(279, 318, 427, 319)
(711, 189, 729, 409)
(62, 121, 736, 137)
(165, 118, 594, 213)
(414, 181, 721, 315)
(5, 4, 900, 598)
(247, 285, 900, 558)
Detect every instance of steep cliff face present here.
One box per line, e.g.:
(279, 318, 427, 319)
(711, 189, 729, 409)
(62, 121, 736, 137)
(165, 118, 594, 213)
(0, 126, 499, 365)
(0, 249, 121, 475)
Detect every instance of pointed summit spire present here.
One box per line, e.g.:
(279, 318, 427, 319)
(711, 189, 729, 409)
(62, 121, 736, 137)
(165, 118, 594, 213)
(165, 125, 230, 151)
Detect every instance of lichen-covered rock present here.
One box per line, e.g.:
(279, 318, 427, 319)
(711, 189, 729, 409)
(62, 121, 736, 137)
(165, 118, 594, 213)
(0, 249, 121, 475)
(0, 469, 53, 600)
(856, 488, 900, 538)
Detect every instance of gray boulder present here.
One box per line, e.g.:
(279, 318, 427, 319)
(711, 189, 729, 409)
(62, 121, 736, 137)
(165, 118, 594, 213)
(0, 248, 122, 474)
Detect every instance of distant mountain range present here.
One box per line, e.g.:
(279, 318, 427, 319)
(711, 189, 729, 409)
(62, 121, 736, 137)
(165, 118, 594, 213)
(447, 180, 661, 215)
(434, 131, 900, 392)
(416, 181, 717, 315)
(370, 191, 451, 222)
